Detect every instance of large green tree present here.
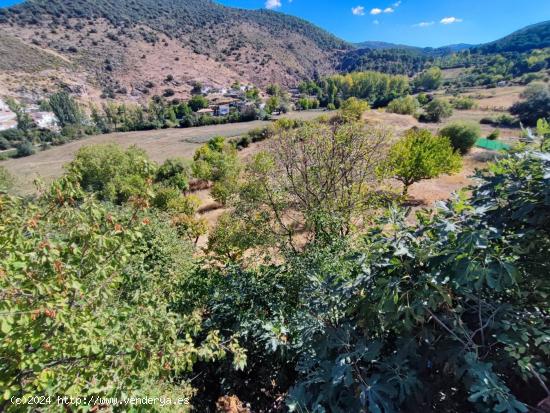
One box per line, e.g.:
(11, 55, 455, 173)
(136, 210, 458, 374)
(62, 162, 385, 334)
(386, 128, 462, 196)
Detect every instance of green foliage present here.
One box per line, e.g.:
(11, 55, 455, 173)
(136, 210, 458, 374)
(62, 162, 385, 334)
(0, 187, 243, 409)
(474, 20, 550, 53)
(420, 98, 453, 122)
(440, 121, 481, 154)
(230, 121, 388, 249)
(207, 211, 273, 261)
(296, 97, 319, 110)
(192, 137, 240, 205)
(386, 95, 419, 115)
(413, 66, 443, 91)
(187, 95, 209, 112)
(286, 150, 550, 413)
(451, 96, 478, 110)
(487, 129, 501, 140)
(300, 71, 409, 109)
(510, 82, 550, 125)
(0, 166, 13, 192)
(385, 128, 462, 195)
(14, 141, 35, 158)
(66, 144, 157, 203)
(48, 92, 82, 128)
(339, 97, 369, 121)
(155, 158, 191, 191)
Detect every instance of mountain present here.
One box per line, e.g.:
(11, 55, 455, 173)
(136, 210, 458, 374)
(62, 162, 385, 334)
(354, 41, 419, 51)
(473, 20, 550, 53)
(0, 0, 351, 101)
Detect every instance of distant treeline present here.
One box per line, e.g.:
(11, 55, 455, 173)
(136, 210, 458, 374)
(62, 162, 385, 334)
(339, 46, 550, 89)
(0, 92, 265, 159)
(299, 71, 410, 108)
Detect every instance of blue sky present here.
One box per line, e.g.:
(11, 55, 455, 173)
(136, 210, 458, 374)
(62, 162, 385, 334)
(216, 0, 550, 47)
(1, 0, 549, 47)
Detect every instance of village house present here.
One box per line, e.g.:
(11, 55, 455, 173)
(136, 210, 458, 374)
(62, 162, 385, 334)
(29, 111, 59, 131)
(196, 108, 215, 116)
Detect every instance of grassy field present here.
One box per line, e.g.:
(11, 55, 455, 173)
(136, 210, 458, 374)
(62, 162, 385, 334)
(1, 110, 331, 194)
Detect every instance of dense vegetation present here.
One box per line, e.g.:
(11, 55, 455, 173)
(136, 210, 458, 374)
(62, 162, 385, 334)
(299, 71, 409, 109)
(474, 21, 550, 53)
(0, 91, 265, 158)
(1, 100, 549, 411)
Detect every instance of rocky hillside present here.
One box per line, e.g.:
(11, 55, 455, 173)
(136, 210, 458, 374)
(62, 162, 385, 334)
(0, 0, 351, 102)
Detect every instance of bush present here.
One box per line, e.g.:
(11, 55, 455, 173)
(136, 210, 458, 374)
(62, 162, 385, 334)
(488, 129, 500, 140)
(420, 98, 453, 123)
(417, 93, 431, 105)
(15, 142, 35, 158)
(451, 96, 477, 110)
(387, 95, 419, 115)
(188, 95, 209, 112)
(155, 158, 190, 191)
(163, 88, 175, 97)
(510, 82, 550, 125)
(0, 136, 11, 150)
(413, 67, 443, 91)
(67, 144, 157, 203)
(439, 121, 481, 155)
(340, 97, 369, 121)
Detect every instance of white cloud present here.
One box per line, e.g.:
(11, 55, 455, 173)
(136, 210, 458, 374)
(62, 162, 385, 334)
(352, 5, 365, 16)
(373, 19, 380, 24)
(414, 21, 434, 27)
(440, 16, 463, 24)
(393, 0, 401, 7)
(384, 7, 394, 13)
(265, 0, 282, 9)
(370, 8, 382, 15)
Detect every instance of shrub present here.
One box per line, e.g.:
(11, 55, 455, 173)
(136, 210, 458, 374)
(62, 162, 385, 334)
(188, 95, 209, 112)
(66, 144, 157, 203)
(387, 95, 419, 115)
(340, 97, 369, 121)
(488, 129, 500, 140)
(155, 158, 190, 191)
(0, 136, 11, 150)
(451, 96, 477, 110)
(510, 82, 550, 125)
(439, 121, 481, 155)
(163, 88, 175, 97)
(413, 67, 443, 91)
(420, 98, 453, 123)
(15, 142, 35, 158)
(417, 92, 431, 105)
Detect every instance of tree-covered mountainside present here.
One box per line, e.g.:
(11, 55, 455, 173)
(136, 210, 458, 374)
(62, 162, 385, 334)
(0, 0, 351, 99)
(340, 22, 550, 82)
(474, 20, 550, 53)
(1, 0, 349, 52)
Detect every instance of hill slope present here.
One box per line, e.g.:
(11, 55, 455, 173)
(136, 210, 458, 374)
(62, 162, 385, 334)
(0, 0, 351, 101)
(474, 20, 550, 53)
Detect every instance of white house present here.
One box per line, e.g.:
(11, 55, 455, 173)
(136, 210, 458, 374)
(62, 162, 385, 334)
(30, 112, 58, 131)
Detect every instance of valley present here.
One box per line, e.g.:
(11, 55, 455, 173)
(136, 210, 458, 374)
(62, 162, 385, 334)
(1, 1, 549, 412)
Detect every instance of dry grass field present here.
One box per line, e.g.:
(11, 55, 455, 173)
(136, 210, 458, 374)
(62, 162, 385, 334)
(1, 110, 331, 194)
